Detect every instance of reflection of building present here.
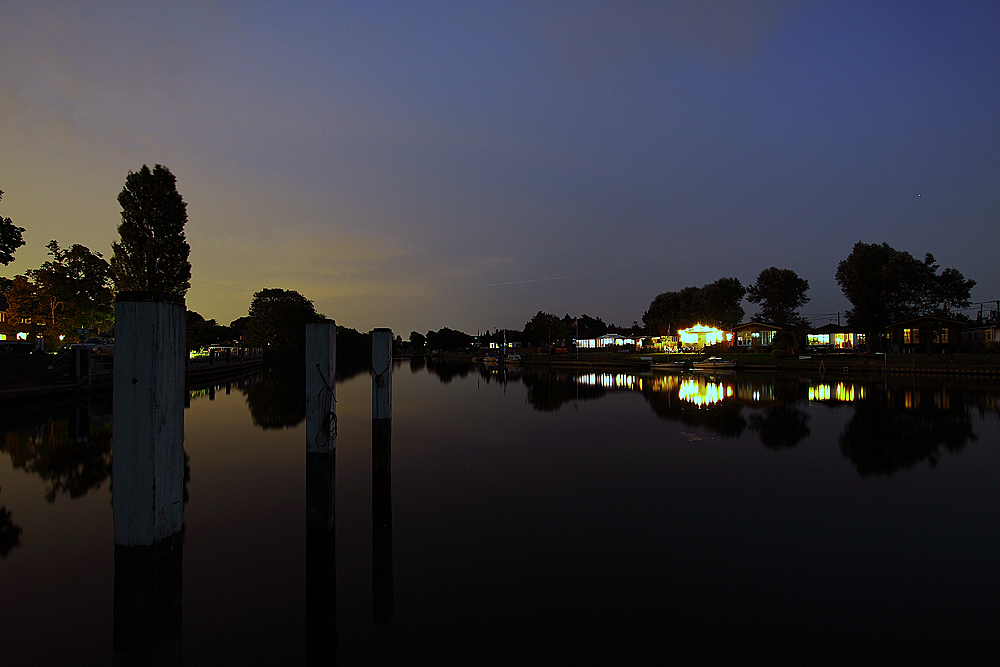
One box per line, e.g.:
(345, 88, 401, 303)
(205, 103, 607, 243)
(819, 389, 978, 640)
(678, 376, 732, 405)
(731, 320, 783, 350)
(808, 323, 864, 349)
(577, 372, 641, 390)
(808, 382, 866, 402)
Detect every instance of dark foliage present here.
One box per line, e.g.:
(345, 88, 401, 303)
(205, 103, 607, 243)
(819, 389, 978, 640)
(835, 242, 975, 345)
(0, 190, 25, 267)
(111, 164, 191, 296)
(746, 267, 810, 328)
(643, 277, 746, 334)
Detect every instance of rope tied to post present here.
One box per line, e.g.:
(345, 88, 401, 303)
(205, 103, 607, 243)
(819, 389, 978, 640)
(314, 363, 337, 446)
(371, 361, 391, 389)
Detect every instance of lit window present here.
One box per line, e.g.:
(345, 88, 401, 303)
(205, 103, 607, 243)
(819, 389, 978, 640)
(903, 328, 913, 344)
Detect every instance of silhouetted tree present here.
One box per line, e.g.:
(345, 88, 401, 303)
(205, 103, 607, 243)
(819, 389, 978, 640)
(643, 277, 746, 333)
(746, 267, 810, 328)
(0, 190, 25, 266)
(26, 241, 115, 341)
(426, 327, 473, 351)
(524, 311, 568, 348)
(835, 242, 975, 347)
(111, 164, 191, 296)
(245, 288, 321, 361)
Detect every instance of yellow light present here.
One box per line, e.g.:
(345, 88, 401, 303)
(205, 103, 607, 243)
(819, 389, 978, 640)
(835, 383, 854, 402)
(809, 384, 832, 401)
(679, 378, 727, 406)
(677, 324, 725, 347)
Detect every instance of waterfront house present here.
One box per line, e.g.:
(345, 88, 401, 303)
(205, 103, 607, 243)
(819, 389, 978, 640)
(807, 323, 865, 350)
(887, 315, 966, 353)
(730, 320, 784, 350)
(0, 294, 42, 348)
(575, 334, 642, 349)
(960, 323, 999, 350)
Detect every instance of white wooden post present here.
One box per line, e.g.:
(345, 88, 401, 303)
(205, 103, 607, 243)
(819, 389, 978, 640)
(306, 320, 337, 454)
(112, 292, 185, 546)
(371, 328, 392, 420)
(371, 328, 393, 623)
(112, 291, 185, 662)
(306, 320, 337, 657)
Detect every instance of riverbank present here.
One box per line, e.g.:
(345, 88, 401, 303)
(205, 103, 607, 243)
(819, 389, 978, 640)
(0, 353, 264, 401)
(431, 350, 1000, 377)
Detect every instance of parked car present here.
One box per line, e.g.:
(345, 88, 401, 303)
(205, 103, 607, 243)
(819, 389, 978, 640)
(62, 337, 113, 353)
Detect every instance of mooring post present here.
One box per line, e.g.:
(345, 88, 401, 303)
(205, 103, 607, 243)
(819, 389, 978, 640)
(111, 291, 186, 662)
(112, 292, 185, 546)
(306, 321, 337, 455)
(371, 328, 393, 624)
(305, 320, 337, 660)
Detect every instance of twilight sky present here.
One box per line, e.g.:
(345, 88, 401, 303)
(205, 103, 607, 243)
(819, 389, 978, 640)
(2, 1, 998, 335)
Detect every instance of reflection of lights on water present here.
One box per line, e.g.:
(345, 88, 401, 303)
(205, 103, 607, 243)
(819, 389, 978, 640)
(576, 373, 639, 389)
(679, 378, 729, 406)
(809, 385, 831, 401)
(809, 383, 865, 402)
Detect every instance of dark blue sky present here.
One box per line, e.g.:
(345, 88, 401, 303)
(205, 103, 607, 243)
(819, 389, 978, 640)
(2, 1, 997, 333)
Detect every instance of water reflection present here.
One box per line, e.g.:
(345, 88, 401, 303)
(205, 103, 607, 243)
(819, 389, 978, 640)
(1, 400, 112, 503)
(2, 362, 998, 664)
(244, 368, 306, 429)
(748, 404, 812, 449)
(839, 385, 978, 476)
(427, 361, 989, 474)
(0, 504, 21, 557)
(426, 357, 473, 383)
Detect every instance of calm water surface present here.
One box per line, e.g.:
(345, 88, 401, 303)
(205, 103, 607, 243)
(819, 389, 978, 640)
(1, 360, 998, 665)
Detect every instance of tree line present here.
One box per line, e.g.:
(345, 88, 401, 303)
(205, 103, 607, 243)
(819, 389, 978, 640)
(1, 165, 191, 348)
(641, 245, 975, 344)
(2, 170, 979, 356)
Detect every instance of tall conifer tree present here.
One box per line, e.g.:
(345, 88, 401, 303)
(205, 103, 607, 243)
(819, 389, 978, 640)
(110, 164, 191, 296)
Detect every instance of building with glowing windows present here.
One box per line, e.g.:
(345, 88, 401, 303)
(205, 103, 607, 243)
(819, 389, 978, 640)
(807, 323, 865, 350)
(887, 316, 966, 353)
(730, 320, 783, 350)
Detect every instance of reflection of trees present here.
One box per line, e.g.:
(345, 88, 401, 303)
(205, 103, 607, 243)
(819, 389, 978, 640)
(640, 383, 747, 438)
(521, 371, 606, 412)
(426, 359, 472, 384)
(838, 387, 976, 477)
(0, 503, 22, 558)
(748, 405, 811, 449)
(2, 418, 113, 502)
(244, 367, 306, 429)
(408, 355, 426, 373)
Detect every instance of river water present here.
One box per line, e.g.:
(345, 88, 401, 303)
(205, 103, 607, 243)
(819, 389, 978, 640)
(1, 359, 998, 665)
